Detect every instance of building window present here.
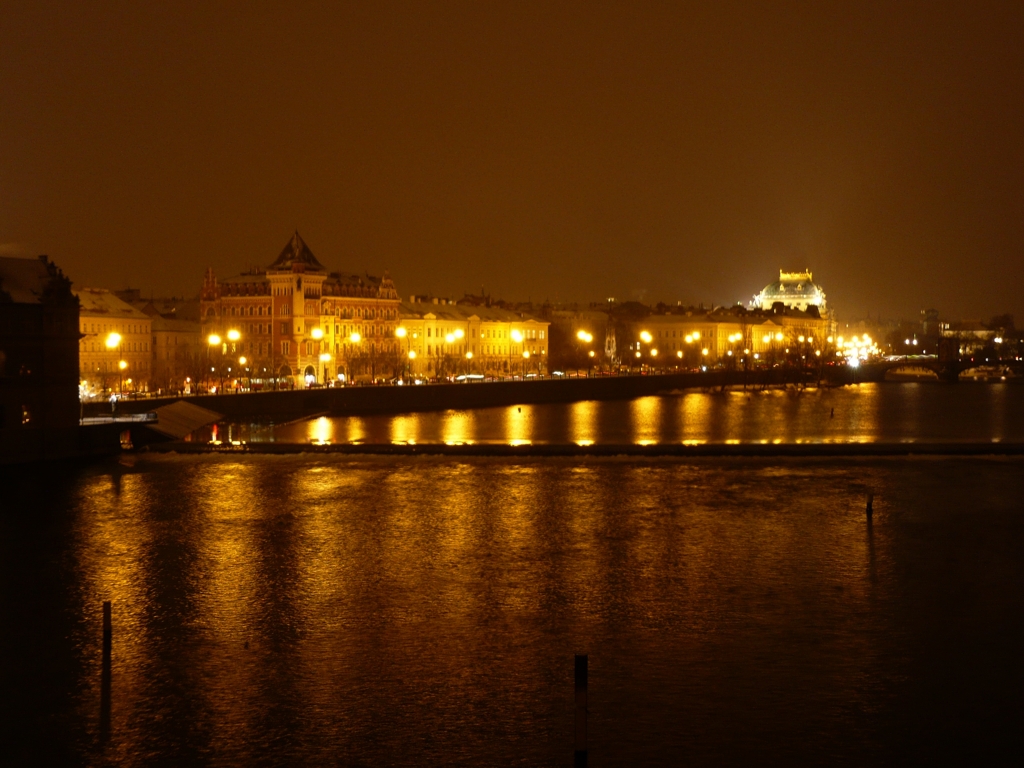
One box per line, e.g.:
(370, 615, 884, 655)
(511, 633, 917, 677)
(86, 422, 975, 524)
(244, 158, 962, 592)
(282, 341, 290, 355)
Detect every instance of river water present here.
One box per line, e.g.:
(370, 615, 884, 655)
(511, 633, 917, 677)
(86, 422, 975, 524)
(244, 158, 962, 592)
(206, 382, 1024, 446)
(4, 384, 1024, 765)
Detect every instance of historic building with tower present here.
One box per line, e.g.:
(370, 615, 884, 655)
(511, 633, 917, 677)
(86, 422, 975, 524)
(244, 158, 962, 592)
(200, 232, 401, 387)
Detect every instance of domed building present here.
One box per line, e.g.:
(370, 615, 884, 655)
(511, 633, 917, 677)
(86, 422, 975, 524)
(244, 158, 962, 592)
(752, 270, 827, 313)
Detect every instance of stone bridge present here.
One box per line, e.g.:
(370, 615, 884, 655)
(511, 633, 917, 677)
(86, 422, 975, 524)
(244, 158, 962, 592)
(855, 356, 1023, 383)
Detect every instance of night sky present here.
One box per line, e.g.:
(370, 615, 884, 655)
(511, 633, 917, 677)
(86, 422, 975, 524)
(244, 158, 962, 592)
(3, 1, 1023, 321)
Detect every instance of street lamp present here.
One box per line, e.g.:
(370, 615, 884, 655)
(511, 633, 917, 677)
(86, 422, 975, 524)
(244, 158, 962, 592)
(465, 350, 474, 376)
(310, 327, 325, 384)
(207, 333, 222, 393)
(104, 332, 123, 395)
(395, 326, 409, 377)
(319, 352, 331, 384)
(522, 349, 531, 377)
(510, 329, 523, 377)
(637, 329, 653, 371)
(118, 359, 127, 395)
(347, 331, 362, 383)
(576, 329, 594, 374)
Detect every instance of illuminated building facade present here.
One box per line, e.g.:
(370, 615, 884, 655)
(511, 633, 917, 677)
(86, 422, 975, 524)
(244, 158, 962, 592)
(398, 299, 549, 377)
(200, 232, 401, 386)
(77, 288, 153, 393)
(634, 305, 833, 366)
(752, 270, 828, 313)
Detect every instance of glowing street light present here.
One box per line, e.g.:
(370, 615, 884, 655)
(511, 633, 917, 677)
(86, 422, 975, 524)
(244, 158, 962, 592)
(310, 327, 324, 341)
(227, 329, 241, 342)
(395, 327, 407, 339)
(639, 330, 653, 344)
(105, 332, 122, 350)
(207, 334, 221, 346)
(350, 332, 361, 343)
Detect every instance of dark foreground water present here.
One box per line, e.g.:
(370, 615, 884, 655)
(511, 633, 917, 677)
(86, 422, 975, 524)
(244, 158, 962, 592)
(4, 453, 1024, 765)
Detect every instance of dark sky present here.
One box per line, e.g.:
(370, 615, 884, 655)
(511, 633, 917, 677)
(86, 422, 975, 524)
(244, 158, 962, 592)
(3, 1, 1023, 321)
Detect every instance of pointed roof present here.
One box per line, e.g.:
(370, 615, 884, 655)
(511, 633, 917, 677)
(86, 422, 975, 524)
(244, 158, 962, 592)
(267, 231, 326, 272)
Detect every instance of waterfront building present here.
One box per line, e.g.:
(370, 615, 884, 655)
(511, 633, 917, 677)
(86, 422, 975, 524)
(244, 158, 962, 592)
(150, 316, 203, 394)
(200, 232, 401, 387)
(398, 299, 549, 378)
(633, 304, 833, 366)
(76, 288, 153, 394)
(0, 255, 82, 463)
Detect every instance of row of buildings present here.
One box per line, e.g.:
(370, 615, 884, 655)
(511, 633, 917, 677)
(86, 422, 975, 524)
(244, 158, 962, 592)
(75, 232, 554, 394)
(74, 237, 847, 393)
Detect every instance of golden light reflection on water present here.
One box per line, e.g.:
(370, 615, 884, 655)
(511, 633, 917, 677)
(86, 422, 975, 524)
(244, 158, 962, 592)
(309, 416, 334, 444)
(442, 411, 473, 445)
(680, 393, 711, 442)
(504, 404, 533, 445)
(630, 396, 662, 443)
(189, 461, 267, 751)
(389, 414, 420, 444)
(570, 400, 599, 445)
(75, 465, 154, 758)
(255, 383, 1024, 447)
(35, 450, 1024, 764)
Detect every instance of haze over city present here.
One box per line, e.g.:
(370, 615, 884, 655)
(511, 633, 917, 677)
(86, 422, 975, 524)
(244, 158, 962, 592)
(4, 1, 1024, 319)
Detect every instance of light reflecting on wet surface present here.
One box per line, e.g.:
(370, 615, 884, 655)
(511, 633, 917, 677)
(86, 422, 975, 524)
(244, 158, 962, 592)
(206, 384, 1024, 446)
(5, 454, 1024, 764)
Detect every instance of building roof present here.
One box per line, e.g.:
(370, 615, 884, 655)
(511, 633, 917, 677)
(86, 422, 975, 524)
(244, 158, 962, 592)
(400, 301, 545, 324)
(75, 288, 152, 321)
(0, 255, 76, 305)
(266, 231, 326, 272)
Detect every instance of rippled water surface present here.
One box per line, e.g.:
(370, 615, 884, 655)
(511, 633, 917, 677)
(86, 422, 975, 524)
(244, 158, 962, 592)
(5, 452, 1024, 765)
(205, 382, 1024, 446)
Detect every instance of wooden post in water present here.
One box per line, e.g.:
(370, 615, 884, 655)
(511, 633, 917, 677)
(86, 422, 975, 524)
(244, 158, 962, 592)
(101, 601, 112, 740)
(102, 601, 112, 656)
(575, 654, 588, 767)
(866, 493, 874, 520)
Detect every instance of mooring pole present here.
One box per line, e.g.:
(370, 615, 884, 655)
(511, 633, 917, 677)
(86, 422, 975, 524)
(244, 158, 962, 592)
(575, 654, 588, 767)
(866, 493, 874, 520)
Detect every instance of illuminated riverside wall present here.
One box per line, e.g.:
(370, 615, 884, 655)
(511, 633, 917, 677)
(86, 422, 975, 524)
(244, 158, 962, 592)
(82, 366, 864, 423)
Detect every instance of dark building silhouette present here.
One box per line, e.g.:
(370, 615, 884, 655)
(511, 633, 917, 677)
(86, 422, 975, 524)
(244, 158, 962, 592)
(0, 256, 82, 463)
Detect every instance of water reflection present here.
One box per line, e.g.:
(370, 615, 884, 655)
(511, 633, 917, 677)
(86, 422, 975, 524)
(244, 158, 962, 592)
(216, 384, 1024, 446)
(570, 400, 598, 446)
(7, 455, 1024, 763)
